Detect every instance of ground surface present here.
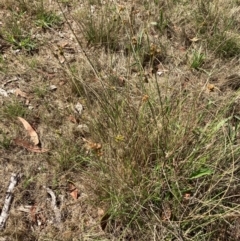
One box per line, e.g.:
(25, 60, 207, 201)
(0, 0, 240, 240)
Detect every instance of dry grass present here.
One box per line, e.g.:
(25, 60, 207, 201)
(0, 0, 240, 240)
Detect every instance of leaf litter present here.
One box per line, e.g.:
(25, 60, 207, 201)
(17, 117, 39, 145)
(68, 182, 79, 200)
(15, 117, 49, 152)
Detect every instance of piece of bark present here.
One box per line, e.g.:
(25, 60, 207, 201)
(0, 173, 21, 230)
(45, 187, 62, 228)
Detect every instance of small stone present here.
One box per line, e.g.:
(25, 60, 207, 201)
(49, 85, 57, 91)
(75, 102, 83, 115)
(77, 124, 90, 134)
(0, 88, 8, 97)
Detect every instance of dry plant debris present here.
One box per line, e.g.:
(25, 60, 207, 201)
(0, 173, 21, 230)
(44, 186, 62, 228)
(17, 117, 39, 146)
(13, 117, 49, 153)
(68, 182, 79, 200)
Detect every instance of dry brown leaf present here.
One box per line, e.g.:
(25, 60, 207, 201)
(207, 83, 215, 92)
(161, 202, 171, 221)
(30, 204, 46, 227)
(58, 40, 69, 48)
(97, 208, 105, 217)
(25, 99, 30, 105)
(68, 183, 79, 200)
(142, 95, 149, 102)
(183, 193, 191, 200)
(13, 138, 49, 153)
(18, 117, 39, 145)
(70, 189, 78, 200)
(30, 204, 37, 223)
(67, 115, 77, 123)
(15, 88, 28, 98)
(82, 138, 102, 150)
(118, 76, 126, 86)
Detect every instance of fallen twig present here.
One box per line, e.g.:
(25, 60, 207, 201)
(44, 186, 62, 228)
(0, 173, 21, 231)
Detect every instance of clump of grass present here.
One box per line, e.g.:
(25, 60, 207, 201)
(2, 11, 37, 52)
(0, 54, 8, 73)
(60, 0, 240, 239)
(54, 137, 89, 172)
(9, 34, 36, 52)
(191, 0, 240, 59)
(91, 83, 240, 240)
(190, 49, 205, 70)
(33, 85, 48, 98)
(0, 131, 11, 150)
(35, 9, 62, 29)
(194, 0, 220, 35)
(77, 6, 124, 52)
(155, 9, 170, 34)
(2, 101, 28, 119)
(209, 33, 240, 58)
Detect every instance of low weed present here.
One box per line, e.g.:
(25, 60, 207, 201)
(33, 85, 49, 98)
(2, 101, 28, 119)
(190, 49, 205, 70)
(0, 132, 11, 150)
(77, 7, 124, 52)
(209, 33, 240, 58)
(35, 9, 62, 29)
(0, 55, 7, 73)
(54, 139, 88, 172)
(2, 11, 37, 52)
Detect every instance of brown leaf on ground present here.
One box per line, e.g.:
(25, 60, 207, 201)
(58, 40, 69, 49)
(161, 202, 172, 221)
(82, 138, 102, 150)
(67, 115, 77, 123)
(97, 208, 105, 217)
(142, 94, 149, 102)
(15, 88, 28, 98)
(68, 183, 79, 200)
(30, 204, 37, 223)
(183, 193, 192, 204)
(207, 84, 215, 92)
(17, 117, 39, 145)
(13, 138, 49, 153)
(30, 204, 46, 227)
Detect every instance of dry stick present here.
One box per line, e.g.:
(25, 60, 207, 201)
(0, 173, 21, 231)
(44, 187, 62, 228)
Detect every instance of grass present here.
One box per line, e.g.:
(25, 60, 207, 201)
(0, 0, 240, 240)
(35, 9, 62, 29)
(33, 85, 49, 98)
(190, 48, 205, 70)
(2, 101, 29, 119)
(0, 132, 11, 150)
(1, 11, 37, 52)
